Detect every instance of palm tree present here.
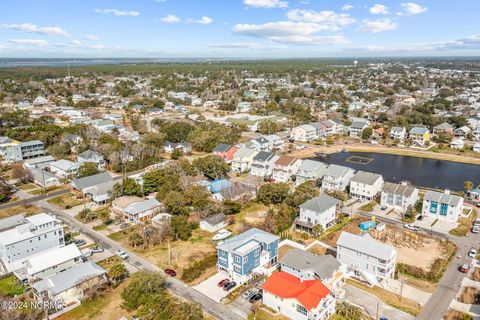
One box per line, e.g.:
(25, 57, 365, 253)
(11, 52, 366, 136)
(464, 180, 474, 191)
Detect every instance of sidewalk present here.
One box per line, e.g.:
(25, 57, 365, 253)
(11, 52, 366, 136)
(387, 279, 431, 305)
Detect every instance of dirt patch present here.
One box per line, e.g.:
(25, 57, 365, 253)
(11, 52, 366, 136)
(320, 216, 363, 247)
(0, 204, 43, 219)
(458, 287, 480, 304)
(469, 268, 480, 282)
(231, 202, 268, 233)
(397, 274, 437, 293)
(444, 309, 473, 320)
(307, 244, 327, 256)
(278, 245, 296, 260)
(370, 225, 446, 270)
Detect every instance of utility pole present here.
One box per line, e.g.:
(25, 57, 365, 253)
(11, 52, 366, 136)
(167, 240, 171, 265)
(376, 299, 379, 320)
(400, 280, 404, 302)
(41, 168, 46, 195)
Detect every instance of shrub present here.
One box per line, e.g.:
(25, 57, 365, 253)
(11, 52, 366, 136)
(180, 254, 217, 283)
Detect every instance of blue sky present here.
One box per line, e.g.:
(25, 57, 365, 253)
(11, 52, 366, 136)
(0, 0, 479, 58)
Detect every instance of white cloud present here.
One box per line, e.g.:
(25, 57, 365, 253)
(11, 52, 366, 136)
(400, 2, 427, 15)
(8, 39, 49, 47)
(94, 9, 139, 17)
(341, 5, 353, 11)
(369, 4, 389, 15)
(191, 16, 213, 25)
(244, 0, 288, 9)
(84, 34, 99, 41)
(358, 18, 398, 33)
(3, 23, 70, 37)
(437, 35, 480, 50)
(233, 21, 348, 45)
(67, 40, 82, 47)
(286, 9, 355, 30)
(161, 14, 181, 23)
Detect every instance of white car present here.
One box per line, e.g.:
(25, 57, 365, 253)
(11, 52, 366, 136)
(404, 224, 420, 232)
(468, 248, 478, 258)
(116, 249, 129, 260)
(472, 226, 480, 234)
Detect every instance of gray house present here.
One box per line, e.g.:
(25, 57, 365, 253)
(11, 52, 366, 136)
(250, 151, 277, 178)
(295, 159, 327, 186)
(296, 194, 341, 232)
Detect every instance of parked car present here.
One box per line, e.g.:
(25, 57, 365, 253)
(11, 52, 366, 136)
(91, 246, 104, 253)
(477, 202, 480, 208)
(217, 279, 230, 287)
(116, 249, 129, 260)
(474, 218, 480, 226)
(223, 281, 236, 291)
(380, 206, 387, 211)
(342, 212, 350, 218)
(119, 223, 130, 230)
(242, 289, 256, 300)
(81, 248, 92, 258)
(403, 224, 420, 232)
(74, 239, 87, 246)
(249, 293, 262, 303)
(460, 264, 470, 273)
(468, 248, 478, 258)
(164, 268, 177, 277)
(416, 215, 424, 221)
(472, 226, 480, 234)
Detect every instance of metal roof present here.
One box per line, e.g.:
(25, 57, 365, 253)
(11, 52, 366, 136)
(299, 194, 341, 213)
(337, 232, 396, 261)
(280, 249, 341, 280)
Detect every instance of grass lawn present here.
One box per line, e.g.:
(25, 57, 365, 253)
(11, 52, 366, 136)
(48, 193, 83, 209)
(347, 279, 421, 316)
(232, 202, 268, 233)
(107, 231, 125, 242)
(0, 204, 43, 219)
(19, 183, 37, 191)
(248, 308, 290, 320)
(28, 185, 66, 196)
(319, 216, 363, 247)
(450, 210, 477, 237)
(57, 281, 132, 320)
(0, 275, 26, 297)
(358, 200, 378, 212)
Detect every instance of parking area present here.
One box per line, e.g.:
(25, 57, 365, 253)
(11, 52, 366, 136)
(193, 271, 230, 302)
(412, 215, 458, 234)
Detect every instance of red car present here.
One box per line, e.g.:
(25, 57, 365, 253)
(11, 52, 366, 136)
(217, 279, 230, 287)
(164, 268, 177, 277)
(460, 264, 470, 273)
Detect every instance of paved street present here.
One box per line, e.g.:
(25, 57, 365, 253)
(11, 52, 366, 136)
(345, 284, 414, 320)
(36, 199, 247, 320)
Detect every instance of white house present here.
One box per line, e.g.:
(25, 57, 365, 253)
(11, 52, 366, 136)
(76, 150, 106, 171)
(321, 164, 355, 191)
(389, 126, 406, 142)
(291, 124, 317, 142)
(450, 138, 465, 149)
(296, 194, 341, 232)
(295, 159, 327, 186)
(262, 271, 336, 320)
(380, 182, 419, 213)
(336, 232, 396, 286)
(272, 155, 302, 183)
(250, 151, 278, 178)
(349, 171, 384, 200)
(199, 213, 227, 233)
(231, 147, 257, 173)
(0, 213, 65, 272)
(112, 196, 162, 224)
(422, 190, 464, 223)
(49, 159, 79, 178)
(349, 120, 370, 137)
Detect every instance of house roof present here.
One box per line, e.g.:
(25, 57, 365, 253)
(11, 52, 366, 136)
(202, 213, 226, 226)
(280, 249, 341, 280)
(382, 182, 416, 197)
(390, 126, 405, 133)
(298, 159, 327, 173)
(299, 194, 340, 213)
(423, 190, 463, 207)
(410, 127, 429, 134)
(123, 198, 161, 215)
(50, 159, 79, 171)
(213, 143, 232, 153)
(78, 150, 103, 160)
(26, 244, 82, 275)
(233, 147, 257, 160)
(324, 164, 354, 178)
(350, 171, 382, 185)
(0, 214, 26, 232)
(434, 122, 453, 130)
(71, 172, 112, 190)
(209, 179, 232, 193)
(29, 167, 59, 183)
(337, 232, 396, 260)
(32, 261, 106, 296)
(253, 151, 274, 162)
(217, 227, 278, 253)
(261, 271, 330, 311)
(275, 155, 298, 166)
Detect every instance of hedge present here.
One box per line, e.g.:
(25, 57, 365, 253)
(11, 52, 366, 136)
(180, 254, 217, 283)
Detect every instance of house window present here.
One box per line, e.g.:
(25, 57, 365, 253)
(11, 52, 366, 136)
(235, 256, 241, 263)
(296, 304, 308, 315)
(255, 250, 259, 257)
(243, 256, 248, 263)
(234, 266, 241, 273)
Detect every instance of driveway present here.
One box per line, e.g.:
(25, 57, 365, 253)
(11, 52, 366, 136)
(193, 271, 230, 302)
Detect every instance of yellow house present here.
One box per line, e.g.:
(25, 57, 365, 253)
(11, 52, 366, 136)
(409, 127, 430, 146)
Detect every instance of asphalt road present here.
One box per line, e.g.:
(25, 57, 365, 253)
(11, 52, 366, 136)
(36, 199, 246, 320)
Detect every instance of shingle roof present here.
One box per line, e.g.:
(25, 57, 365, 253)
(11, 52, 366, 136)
(217, 227, 278, 253)
(213, 143, 232, 153)
(324, 164, 354, 178)
(350, 171, 382, 185)
(298, 159, 327, 173)
(423, 190, 463, 207)
(299, 194, 341, 213)
(32, 262, 106, 296)
(253, 151, 274, 162)
(382, 182, 416, 197)
(337, 232, 396, 260)
(280, 249, 341, 280)
(410, 127, 429, 134)
(71, 172, 112, 190)
(203, 213, 226, 225)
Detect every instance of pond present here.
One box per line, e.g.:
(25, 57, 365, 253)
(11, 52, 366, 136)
(312, 151, 480, 191)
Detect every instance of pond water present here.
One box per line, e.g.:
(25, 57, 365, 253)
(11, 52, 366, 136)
(312, 151, 480, 191)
